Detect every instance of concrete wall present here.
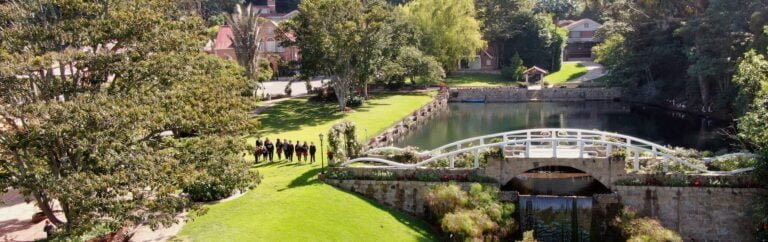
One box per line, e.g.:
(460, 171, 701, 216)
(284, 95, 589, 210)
(615, 185, 762, 242)
(449, 87, 621, 102)
(367, 90, 449, 148)
(323, 179, 488, 216)
(479, 157, 627, 189)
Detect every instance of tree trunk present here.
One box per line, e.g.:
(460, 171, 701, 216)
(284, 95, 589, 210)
(698, 76, 710, 105)
(33, 191, 64, 225)
(332, 75, 347, 112)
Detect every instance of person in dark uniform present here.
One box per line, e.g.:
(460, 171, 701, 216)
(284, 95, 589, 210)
(294, 140, 303, 163)
(286, 140, 294, 162)
(283, 139, 290, 161)
(262, 139, 270, 161)
(309, 142, 317, 163)
(275, 139, 283, 161)
(301, 141, 309, 162)
(254, 137, 263, 163)
(265, 138, 274, 162)
(44, 220, 55, 238)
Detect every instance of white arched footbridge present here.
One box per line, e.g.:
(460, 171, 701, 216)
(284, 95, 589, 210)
(341, 128, 755, 175)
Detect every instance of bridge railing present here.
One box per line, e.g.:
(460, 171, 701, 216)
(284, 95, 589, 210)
(351, 128, 755, 175)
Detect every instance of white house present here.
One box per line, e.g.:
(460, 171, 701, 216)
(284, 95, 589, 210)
(559, 18, 603, 60)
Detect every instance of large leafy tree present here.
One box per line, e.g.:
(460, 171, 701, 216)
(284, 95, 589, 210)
(281, 0, 393, 110)
(476, 0, 566, 71)
(399, 0, 486, 72)
(0, 0, 258, 236)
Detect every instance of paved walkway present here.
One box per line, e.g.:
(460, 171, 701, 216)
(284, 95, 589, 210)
(260, 79, 325, 97)
(0, 189, 50, 242)
(566, 59, 606, 83)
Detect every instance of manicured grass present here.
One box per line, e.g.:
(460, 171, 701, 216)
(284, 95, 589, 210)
(178, 93, 439, 242)
(543, 62, 588, 84)
(444, 73, 517, 87)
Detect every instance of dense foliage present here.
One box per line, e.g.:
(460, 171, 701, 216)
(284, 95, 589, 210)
(612, 208, 682, 242)
(477, 0, 567, 72)
(281, 0, 453, 110)
(593, 0, 768, 115)
(400, 0, 486, 72)
(425, 183, 516, 241)
(0, 0, 259, 236)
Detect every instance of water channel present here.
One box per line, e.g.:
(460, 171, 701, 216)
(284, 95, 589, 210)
(395, 101, 732, 241)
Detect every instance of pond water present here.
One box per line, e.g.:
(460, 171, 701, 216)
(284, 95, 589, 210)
(395, 101, 732, 241)
(396, 102, 732, 152)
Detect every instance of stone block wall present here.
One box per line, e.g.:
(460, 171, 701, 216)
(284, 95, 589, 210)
(330, 167, 478, 180)
(367, 90, 449, 148)
(323, 179, 489, 216)
(615, 185, 763, 242)
(449, 87, 622, 102)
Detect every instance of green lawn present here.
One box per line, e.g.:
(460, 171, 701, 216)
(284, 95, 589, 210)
(178, 93, 438, 242)
(543, 62, 588, 84)
(444, 73, 516, 87)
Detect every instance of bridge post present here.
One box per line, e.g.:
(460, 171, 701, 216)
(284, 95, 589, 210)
(525, 141, 530, 158)
(662, 157, 669, 172)
(450, 155, 455, 168)
(473, 149, 479, 168)
(607, 144, 613, 158)
(633, 150, 640, 172)
(552, 131, 557, 158)
(578, 131, 584, 159)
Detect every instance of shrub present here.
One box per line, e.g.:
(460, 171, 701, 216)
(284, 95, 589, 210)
(425, 183, 516, 241)
(441, 209, 497, 239)
(346, 95, 364, 108)
(415, 170, 440, 181)
(184, 182, 236, 202)
(501, 53, 526, 82)
(425, 183, 469, 218)
(324, 169, 354, 180)
(613, 208, 682, 242)
(709, 156, 757, 171)
(369, 170, 396, 181)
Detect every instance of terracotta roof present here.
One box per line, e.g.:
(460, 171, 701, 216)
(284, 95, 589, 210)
(524, 66, 549, 75)
(213, 25, 234, 50)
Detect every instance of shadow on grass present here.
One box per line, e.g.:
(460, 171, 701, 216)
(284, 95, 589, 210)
(258, 99, 344, 134)
(257, 93, 432, 135)
(284, 167, 322, 189)
(324, 182, 441, 241)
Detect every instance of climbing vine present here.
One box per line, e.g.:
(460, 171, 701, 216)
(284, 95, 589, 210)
(327, 121, 363, 164)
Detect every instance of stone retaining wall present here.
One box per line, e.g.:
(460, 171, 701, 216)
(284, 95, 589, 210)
(615, 185, 763, 242)
(449, 87, 622, 102)
(323, 179, 490, 216)
(367, 90, 449, 148)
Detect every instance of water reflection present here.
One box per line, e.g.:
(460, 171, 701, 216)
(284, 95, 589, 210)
(397, 102, 731, 151)
(519, 195, 593, 242)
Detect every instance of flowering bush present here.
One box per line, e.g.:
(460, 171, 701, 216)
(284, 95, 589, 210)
(425, 183, 515, 241)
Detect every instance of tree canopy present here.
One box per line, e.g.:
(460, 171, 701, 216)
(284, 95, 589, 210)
(0, 0, 258, 236)
(399, 0, 486, 72)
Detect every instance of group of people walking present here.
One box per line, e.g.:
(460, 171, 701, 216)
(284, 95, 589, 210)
(255, 138, 317, 163)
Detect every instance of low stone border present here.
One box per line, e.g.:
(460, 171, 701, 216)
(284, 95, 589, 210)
(367, 89, 449, 148)
(448, 87, 622, 102)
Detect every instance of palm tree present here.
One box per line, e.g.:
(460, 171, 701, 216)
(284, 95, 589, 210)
(226, 4, 266, 95)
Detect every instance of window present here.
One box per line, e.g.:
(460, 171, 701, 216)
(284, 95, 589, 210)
(277, 46, 285, 53)
(584, 23, 589, 28)
(266, 27, 274, 34)
(267, 40, 276, 52)
(570, 31, 582, 38)
(485, 59, 491, 65)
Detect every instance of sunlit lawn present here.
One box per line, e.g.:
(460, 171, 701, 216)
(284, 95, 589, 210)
(444, 73, 517, 87)
(543, 62, 588, 84)
(177, 93, 439, 242)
